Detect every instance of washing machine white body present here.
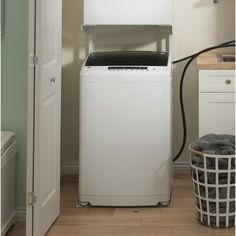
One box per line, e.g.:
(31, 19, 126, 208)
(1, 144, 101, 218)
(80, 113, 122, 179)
(79, 52, 172, 206)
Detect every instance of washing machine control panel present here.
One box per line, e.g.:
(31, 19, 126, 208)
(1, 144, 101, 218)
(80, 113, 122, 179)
(108, 66, 148, 71)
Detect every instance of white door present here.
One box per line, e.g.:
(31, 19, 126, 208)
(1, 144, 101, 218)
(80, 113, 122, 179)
(29, 0, 62, 235)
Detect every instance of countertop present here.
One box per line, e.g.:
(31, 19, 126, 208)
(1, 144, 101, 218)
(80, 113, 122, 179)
(197, 53, 235, 70)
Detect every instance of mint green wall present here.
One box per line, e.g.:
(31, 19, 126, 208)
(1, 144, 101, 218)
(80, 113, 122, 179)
(1, 0, 28, 209)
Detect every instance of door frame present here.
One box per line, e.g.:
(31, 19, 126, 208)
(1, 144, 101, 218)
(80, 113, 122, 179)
(26, 0, 36, 235)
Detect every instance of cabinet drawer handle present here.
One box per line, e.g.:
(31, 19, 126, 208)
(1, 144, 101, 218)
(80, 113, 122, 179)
(225, 80, 232, 85)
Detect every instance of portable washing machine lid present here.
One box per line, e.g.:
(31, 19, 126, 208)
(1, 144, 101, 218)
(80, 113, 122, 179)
(85, 51, 169, 67)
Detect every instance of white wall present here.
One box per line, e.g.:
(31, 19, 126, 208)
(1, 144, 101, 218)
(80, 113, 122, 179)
(1, 0, 29, 211)
(173, 0, 235, 59)
(172, 0, 235, 163)
(61, 0, 235, 171)
(61, 0, 88, 173)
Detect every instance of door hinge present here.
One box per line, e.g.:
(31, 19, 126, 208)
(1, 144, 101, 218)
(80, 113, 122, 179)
(29, 53, 39, 67)
(28, 192, 37, 206)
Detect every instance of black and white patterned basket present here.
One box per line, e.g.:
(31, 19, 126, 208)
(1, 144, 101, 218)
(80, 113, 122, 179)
(189, 143, 235, 228)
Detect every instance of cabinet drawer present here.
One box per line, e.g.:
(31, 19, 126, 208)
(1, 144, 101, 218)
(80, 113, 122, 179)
(199, 93, 235, 136)
(199, 70, 235, 92)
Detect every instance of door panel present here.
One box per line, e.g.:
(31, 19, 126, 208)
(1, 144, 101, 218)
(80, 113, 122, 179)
(40, 97, 57, 202)
(42, 0, 58, 65)
(33, 0, 62, 235)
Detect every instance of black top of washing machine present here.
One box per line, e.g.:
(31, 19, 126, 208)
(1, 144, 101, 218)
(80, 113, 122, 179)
(85, 51, 169, 66)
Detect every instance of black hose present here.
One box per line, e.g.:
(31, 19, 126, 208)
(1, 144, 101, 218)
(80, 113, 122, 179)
(172, 40, 235, 64)
(173, 40, 235, 64)
(172, 43, 235, 162)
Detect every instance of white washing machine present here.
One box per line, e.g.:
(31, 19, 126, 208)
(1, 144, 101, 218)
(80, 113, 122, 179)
(78, 51, 172, 207)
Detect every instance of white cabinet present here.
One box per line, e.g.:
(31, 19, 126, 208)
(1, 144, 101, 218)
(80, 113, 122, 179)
(199, 70, 235, 137)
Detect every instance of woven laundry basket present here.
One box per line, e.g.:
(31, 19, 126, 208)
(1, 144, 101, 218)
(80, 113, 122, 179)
(189, 143, 235, 228)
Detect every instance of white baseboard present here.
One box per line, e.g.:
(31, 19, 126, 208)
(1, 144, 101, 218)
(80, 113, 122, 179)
(61, 162, 79, 175)
(61, 162, 190, 175)
(1, 211, 16, 236)
(16, 208, 26, 222)
(173, 162, 190, 174)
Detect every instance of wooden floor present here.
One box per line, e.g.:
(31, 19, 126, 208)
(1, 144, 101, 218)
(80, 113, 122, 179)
(7, 223, 25, 236)
(8, 174, 234, 236)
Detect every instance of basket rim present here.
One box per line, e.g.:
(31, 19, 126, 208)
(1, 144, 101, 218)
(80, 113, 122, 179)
(189, 143, 236, 158)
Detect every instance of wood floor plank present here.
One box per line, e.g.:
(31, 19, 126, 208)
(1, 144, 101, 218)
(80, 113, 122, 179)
(6, 174, 235, 236)
(51, 174, 234, 236)
(47, 225, 174, 236)
(6, 224, 26, 236)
